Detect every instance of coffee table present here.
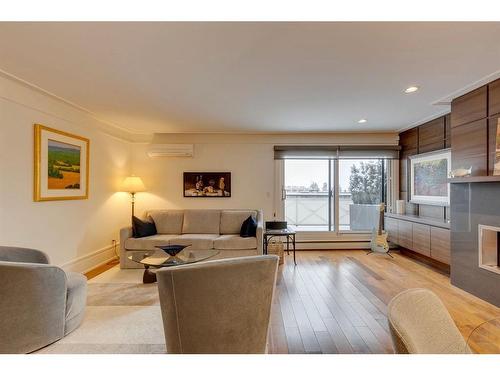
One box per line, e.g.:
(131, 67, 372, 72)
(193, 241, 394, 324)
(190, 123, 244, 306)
(128, 248, 220, 283)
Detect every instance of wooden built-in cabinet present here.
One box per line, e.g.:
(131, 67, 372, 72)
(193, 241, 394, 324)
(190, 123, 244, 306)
(418, 117, 445, 154)
(399, 128, 418, 195)
(445, 114, 451, 148)
(489, 114, 500, 176)
(412, 223, 431, 257)
(451, 119, 488, 176)
(385, 213, 450, 265)
(451, 86, 487, 128)
(489, 79, 500, 116)
(430, 227, 451, 265)
(397, 220, 413, 250)
(385, 217, 398, 244)
(398, 114, 449, 212)
(448, 79, 500, 180)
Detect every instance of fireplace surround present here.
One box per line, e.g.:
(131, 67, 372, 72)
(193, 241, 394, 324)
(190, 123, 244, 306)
(478, 224, 500, 275)
(451, 182, 500, 307)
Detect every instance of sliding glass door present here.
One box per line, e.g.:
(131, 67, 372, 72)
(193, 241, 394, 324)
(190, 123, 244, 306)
(283, 158, 386, 232)
(338, 159, 384, 231)
(284, 160, 334, 231)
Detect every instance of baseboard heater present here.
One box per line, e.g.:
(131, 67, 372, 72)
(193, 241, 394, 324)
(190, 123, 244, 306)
(294, 240, 371, 250)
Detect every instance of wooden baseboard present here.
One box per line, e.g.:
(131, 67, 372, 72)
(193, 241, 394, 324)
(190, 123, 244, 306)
(399, 248, 450, 275)
(60, 242, 119, 274)
(84, 258, 120, 280)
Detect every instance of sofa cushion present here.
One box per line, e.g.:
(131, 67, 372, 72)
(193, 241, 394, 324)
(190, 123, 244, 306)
(125, 234, 179, 250)
(214, 235, 257, 250)
(169, 234, 219, 249)
(220, 210, 257, 234)
(240, 215, 257, 237)
(182, 210, 221, 234)
(148, 210, 184, 234)
(132, 216, 157, 238)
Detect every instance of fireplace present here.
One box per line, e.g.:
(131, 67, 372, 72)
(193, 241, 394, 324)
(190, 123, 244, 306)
(451, 182, 500, 307)
(478, 225, 500, 274)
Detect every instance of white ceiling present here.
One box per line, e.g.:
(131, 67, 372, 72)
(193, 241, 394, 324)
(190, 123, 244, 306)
(1, 22, 500, 134)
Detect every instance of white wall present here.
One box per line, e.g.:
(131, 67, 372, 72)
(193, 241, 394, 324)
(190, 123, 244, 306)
(0, 72, 400, 265)
(0, 74, 132, 272)
(132, 141, 276, 219)
(131, 132, 399, 225)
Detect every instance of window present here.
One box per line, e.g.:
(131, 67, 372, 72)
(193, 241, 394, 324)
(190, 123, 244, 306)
(283, 158, 389, 232)
(338, 159, 384, 231)
(284, 160, 333, 231)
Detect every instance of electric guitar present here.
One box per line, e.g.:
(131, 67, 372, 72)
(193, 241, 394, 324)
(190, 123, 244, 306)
(369, 203, 390, 255)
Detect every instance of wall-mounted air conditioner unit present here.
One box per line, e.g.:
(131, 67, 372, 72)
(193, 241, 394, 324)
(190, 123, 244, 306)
(147, 144, 194, 158)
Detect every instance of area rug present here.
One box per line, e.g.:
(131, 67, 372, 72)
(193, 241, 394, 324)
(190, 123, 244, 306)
(36, 266, 166, 354)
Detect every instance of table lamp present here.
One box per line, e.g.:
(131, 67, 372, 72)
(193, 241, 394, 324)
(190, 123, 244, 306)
(120, 175, 146, 217)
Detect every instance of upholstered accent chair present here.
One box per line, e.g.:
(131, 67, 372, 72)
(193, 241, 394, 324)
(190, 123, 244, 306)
(388, 288, 471, 354)
(0, 246, 87, 353)
(157, 255, 279, 354)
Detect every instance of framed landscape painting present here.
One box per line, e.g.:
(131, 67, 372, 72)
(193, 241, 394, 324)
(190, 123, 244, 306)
(184, 172, 231, 197)
(34, 124, 89, 201)
(410, 149, 451, 206)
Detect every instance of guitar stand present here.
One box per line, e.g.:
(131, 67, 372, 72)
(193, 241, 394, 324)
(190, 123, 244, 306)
(366, 250, 394, 258)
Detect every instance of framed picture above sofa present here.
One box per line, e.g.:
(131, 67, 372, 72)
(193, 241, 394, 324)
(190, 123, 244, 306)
(183, 172, 231, 197)
(409, 149, 451, 206)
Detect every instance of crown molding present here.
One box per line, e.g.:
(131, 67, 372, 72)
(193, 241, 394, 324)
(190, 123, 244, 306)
(396, 70, 500, 133)
(396, 109, 450, 133)
(0, 69, 152, 143)
(431, 69, 500, 105)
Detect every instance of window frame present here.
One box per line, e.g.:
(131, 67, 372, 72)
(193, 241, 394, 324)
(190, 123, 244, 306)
(280, 157, 391, 233)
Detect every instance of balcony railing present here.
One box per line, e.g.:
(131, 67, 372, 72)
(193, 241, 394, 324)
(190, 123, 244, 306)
(284, 192, 379, 231)
(284, 192, 353, 229)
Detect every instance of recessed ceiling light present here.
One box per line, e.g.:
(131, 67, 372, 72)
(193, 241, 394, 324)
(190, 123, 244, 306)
(404, 86, 419, 94)
(358, 119, 367, 124)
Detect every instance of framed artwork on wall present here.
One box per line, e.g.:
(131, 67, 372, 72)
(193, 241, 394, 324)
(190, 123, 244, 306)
(409, 149, 451, 206)
(183, 172, 231, 197)
(34, 124, 90, 201)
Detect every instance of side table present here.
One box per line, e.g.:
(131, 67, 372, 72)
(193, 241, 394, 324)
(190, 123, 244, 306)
(263, 228, 296, 265)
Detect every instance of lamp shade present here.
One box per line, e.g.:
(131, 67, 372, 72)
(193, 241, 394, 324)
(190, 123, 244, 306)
(120, 176, 146, 193)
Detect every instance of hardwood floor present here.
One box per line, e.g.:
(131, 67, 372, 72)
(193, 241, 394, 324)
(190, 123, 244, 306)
(86, 250, 500, 354)
(267, 250, 500, 354)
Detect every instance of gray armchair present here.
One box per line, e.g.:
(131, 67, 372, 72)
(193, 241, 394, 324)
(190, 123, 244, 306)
(0, 246, 87, 353)
(157, 255, 279, 353)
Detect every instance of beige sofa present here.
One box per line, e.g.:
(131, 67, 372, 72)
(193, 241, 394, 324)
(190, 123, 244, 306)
(120, 209, 263, 269)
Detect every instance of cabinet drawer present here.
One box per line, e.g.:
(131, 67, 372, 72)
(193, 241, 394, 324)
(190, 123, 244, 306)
(431, 227, 451, 265)
(398, 220, 413, 249)
(385, 217, 399, 244)
(412, 223, 431, 257)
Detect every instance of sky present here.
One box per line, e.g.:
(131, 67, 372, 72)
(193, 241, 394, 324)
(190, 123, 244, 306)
(48, 139, 80, 151)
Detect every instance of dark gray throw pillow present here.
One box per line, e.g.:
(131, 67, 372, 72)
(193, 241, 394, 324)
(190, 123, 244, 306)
(132, 216, 157, 238)
(240, 215, 257, 237)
